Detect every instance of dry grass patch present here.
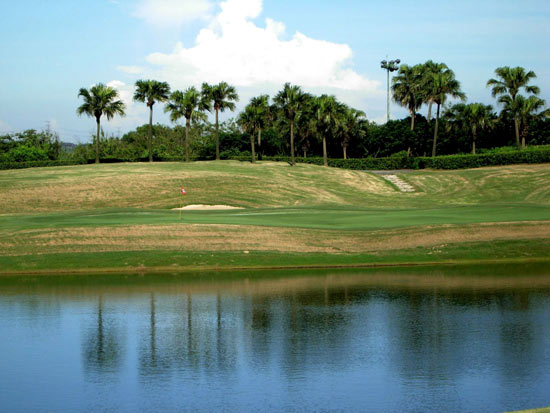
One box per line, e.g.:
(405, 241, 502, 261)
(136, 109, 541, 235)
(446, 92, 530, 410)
(2, 221, 549, 256)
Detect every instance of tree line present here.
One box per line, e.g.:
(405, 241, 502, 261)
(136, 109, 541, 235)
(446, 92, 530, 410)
(1, 64, 549, 165)
(391, 62, 549, 155)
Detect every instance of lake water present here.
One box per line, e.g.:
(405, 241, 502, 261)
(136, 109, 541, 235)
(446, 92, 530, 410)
(1, 264, 550, 412)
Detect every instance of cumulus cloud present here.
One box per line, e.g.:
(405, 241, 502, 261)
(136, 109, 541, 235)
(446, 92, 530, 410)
(115, 0, 382, 129)
(143, 0, 379, 97)
(133, 0, 214, 27)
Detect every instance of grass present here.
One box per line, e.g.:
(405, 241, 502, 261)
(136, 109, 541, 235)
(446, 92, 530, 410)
(0, 161, 549, 274)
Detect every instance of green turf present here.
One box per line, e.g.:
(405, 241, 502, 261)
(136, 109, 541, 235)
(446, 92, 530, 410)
(1, 239, 548, 274)
(1, 162, 549, 274)
(2, 204, 549, 232)
(1, 161, 549, 213)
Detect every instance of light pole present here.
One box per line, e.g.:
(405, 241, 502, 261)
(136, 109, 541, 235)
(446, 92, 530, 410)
(380, 58, 400, 122)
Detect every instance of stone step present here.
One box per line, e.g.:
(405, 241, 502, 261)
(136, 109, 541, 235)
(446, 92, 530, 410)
(382, 174, 415, 192)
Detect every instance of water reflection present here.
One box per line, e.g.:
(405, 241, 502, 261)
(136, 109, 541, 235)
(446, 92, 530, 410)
(82, 295, 125, 375)
(1, 264, 550, 412)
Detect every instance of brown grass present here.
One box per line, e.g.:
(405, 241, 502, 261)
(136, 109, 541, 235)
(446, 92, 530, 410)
(2, 221, 549, 256)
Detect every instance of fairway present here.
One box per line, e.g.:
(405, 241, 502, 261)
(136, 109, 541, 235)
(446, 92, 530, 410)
(1, 161, 549, 274)
(2, 204, 549, 232)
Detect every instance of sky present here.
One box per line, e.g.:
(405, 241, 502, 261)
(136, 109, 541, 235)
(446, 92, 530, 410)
(1, 0, 549, 143)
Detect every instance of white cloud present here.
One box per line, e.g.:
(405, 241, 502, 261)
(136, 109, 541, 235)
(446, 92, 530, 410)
(117, 65, 146, 75)
(133, 0, 214, 27)
(116, 0, 383, 129)
(105, 80, 149, 131)
(142, 0, 379, 103)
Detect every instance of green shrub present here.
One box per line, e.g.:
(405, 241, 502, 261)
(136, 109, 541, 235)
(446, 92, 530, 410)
(1, 145, 49, 162)
(0, 160, 86, 170)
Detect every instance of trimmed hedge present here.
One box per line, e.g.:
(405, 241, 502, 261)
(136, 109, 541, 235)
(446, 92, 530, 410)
(232, 155, 415, 170)
(415, 148, 550, 169)
(232, 148, 550, 170)
(2, 147, 550, 171)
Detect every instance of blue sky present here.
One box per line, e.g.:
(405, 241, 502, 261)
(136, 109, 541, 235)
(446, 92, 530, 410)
(1, 0, 549, 143)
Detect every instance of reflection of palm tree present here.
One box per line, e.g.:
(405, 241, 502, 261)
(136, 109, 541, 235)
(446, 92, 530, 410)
(83, 295, 123, 374)
(149, 293, 156, 365)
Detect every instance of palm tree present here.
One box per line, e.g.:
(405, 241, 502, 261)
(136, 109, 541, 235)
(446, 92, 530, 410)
(421, 60, 449, 122)
(392, 64, 424, 130)
(445, 103, 494, 154)
(201, 82, 239, 160)
(295, 96, 317, 158)
(133, 80, 171, 162)
(314, 95, 344, 167)
(487, 66, 540, 149)
(426, 69, 466, 156)
(248, 95, 271, 160)
(501, 95, 549, 149)
(274, 83, 308, 166)
(340, 107, 367, 159)
(237, 105, 257, 163)
(164, 87, 209, 162)
(77, 83, 126, 164)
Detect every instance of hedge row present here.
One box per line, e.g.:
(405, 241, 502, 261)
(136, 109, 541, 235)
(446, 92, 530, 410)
(2, 148, 550, 171)
(0, 159, 87, 170)
(414, 148, 550, 169)
(232, 148, 550, 170)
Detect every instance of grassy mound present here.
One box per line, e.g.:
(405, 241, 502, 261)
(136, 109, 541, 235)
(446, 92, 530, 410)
(0, 161, 549, 274)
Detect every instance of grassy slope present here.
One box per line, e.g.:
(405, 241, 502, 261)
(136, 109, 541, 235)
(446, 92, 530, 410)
(0, 161, 549, 273)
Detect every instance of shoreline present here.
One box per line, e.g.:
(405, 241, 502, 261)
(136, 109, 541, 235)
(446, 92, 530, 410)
(1, 256, 549, 277)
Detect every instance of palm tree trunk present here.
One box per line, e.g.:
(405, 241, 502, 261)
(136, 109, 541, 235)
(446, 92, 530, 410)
(95, 118, 100, 164)
(323, 136, 328, 167)
(290, 120, 295, 166)
(521, 124, 528, 150)
(250, 133, 256, 163)
(472, 130, 476, 155)
(257, 128, 262, 160)
(185, 117, 190, 162)
(514, 117, 521, 150)
(148, 106, 153, 162)
(427, 100, 433, 122)
(303, 150, 307, 158)
(410, 110, 415, 131)
(343, 145, 347, 160)
(215, 109, 220, 160)
(432, 103, 440, 157)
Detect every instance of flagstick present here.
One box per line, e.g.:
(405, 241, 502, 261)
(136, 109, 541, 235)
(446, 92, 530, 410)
(179, 196, 183, 220)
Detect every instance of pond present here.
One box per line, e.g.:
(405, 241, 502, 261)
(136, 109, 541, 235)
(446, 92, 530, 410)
(1, 263, 550, 412)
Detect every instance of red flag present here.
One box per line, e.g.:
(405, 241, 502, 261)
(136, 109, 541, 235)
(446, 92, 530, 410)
(180, 187, 186, 195)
